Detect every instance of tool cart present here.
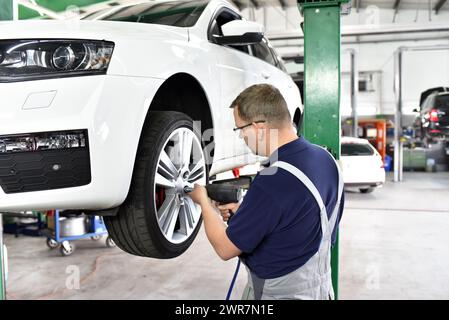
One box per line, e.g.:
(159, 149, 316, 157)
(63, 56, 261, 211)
(43, 210, 116, 256)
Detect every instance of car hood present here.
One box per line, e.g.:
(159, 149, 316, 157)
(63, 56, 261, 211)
(0, 19, 187, 42)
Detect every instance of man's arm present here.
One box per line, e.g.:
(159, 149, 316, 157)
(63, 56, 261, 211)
(188, 184, 242, 261)
(200, 201, 242, 261)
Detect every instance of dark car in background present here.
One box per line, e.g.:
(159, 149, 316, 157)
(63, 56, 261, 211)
(414, 87, 449, 145)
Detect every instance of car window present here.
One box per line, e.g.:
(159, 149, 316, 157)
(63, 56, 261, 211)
(251, 38, 277, 66)
(83, 0, 207, 27)
(209, 9, 249, 55)
(422, 94, 437, 112)
(436, 95, 449, 109)
(341, 143, 374, 156)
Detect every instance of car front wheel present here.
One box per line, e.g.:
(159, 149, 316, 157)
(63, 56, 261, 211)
(104, 111, 208, 258)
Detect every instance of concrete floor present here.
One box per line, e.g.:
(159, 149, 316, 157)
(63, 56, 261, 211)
(3, 171, 449, 300)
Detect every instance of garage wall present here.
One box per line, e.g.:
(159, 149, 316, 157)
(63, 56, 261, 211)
(241, 5, 449, 117)
(340, 7, 449, 117)
(340, 40, 449, 117)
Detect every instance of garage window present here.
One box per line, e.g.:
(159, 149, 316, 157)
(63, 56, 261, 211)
(84, 0, 207, 27)
(341, 143, 374, 156)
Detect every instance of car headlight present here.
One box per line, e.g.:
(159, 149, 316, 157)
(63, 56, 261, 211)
(0, 39, 114, 82)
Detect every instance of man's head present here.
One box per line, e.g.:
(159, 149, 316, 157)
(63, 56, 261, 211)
(230, 84, 294, 156)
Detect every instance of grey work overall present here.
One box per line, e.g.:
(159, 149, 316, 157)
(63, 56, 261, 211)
(241, 159, 344, 300)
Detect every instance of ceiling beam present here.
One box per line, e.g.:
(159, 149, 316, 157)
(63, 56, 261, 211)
(434, 0, 447, 14)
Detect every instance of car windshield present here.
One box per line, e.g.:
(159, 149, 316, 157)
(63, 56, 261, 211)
(341, 143, 374, 156)
(82, 0, 208, 27)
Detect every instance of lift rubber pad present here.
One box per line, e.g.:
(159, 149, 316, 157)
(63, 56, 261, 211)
(0, 148, 91, 194)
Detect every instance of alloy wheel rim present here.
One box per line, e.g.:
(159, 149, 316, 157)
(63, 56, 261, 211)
(153, 127, 206, 244)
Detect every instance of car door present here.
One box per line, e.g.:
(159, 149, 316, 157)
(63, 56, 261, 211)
(205, 8, 261, 163)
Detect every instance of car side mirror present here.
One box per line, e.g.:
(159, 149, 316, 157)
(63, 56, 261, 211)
(213, 20, 264, 46)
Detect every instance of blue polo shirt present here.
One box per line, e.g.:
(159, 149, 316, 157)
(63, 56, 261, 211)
(226, 136, 344, 279)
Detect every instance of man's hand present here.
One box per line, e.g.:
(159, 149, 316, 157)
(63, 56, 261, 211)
(187, 184, 242, 260)
(217, 203, 240, 222)
(187, 184, 210, 207)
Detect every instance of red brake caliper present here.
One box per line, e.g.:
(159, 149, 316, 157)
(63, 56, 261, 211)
(155, 187, 166, 210)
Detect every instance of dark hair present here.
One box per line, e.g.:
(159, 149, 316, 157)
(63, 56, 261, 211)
(230, 84, 291, 128)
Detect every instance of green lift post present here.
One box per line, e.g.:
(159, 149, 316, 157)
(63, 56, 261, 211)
(0, 0, 13, 21)
(297, 0, 350, 299)
(0, 0, 13, 301)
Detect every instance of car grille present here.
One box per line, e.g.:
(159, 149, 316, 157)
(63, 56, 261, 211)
(0, 130, 91, 194)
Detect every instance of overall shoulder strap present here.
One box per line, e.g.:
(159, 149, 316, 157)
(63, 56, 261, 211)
(271, 159, 343, 239)
(271, 161, 330, 236)
(271, 161, 326, 212)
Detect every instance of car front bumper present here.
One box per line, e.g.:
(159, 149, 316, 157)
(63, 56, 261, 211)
(0, 75, 164, 211)
(344, 182, 384, 188)
(343, 167, 386, 188)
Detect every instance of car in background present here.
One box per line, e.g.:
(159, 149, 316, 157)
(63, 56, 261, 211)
(340, 137, 385, 193)
(413, 87, 449, 146)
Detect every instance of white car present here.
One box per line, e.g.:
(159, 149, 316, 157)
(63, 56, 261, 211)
(340, 137, 385, 193)
(0, 0, 302, 258)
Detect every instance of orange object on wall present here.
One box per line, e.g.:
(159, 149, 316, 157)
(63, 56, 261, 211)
(358, 119, 387, 161)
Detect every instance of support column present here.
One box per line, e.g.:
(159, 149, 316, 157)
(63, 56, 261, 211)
(394, 49, 404, 182)
(298, 0, 348, 299)
(350, 49, 359, 137)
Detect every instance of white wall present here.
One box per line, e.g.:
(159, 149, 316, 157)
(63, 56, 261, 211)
(241, 5, 449, 117)
(341, 40, 449, 117)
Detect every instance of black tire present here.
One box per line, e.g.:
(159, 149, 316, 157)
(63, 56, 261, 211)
(106, 236, 116, 248)
(104, 111, 208, 259)
(60, 242, 75, 256)
(91, 235, 102, 241)
(46, 238, 59, 249)
(360, 188, 374, 194)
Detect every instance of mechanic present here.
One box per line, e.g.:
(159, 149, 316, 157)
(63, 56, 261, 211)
(188, 84, 344, 300)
